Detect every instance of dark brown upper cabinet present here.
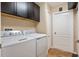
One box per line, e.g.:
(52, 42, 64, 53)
(27, 2, 40, 22)
(33, 3, 40, 22)
(1, 2, 40, 22)
(16, 2, 29, 18)
(28, 2, 34, 20)
(68, 2, 78, 10)
(1, 2, 17, 15)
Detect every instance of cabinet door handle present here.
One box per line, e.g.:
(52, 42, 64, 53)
(37, 36, 46, 40)
(18, 38, 26, 41)
(77, 40, 79, 43)
(37, 38, 41, 40)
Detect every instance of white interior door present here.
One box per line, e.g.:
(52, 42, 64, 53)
(52, 10, 74, 53)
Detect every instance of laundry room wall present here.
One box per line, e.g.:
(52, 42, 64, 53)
(36, 2, 47, 34)
(1, 13, 38, 31)
(73, 8, 78, 53)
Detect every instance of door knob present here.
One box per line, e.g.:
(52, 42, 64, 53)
(77, 40, 79, 43)
(54, 32, 56, 34)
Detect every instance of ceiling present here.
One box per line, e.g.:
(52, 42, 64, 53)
(47, 2, 67, 7)
(35, 2, 67, 7)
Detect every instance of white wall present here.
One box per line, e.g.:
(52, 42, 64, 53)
(45, 3, 52, 49)
(73, 8, 78, 53)
(36, 3, 47, 33)
(72, 3, 79, 54)
(52, 3, 68, 12)
(36, 3, 52, 49)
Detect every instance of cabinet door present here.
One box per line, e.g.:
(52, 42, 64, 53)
(37, 37, 48, 57)
(28, 2, 34, 20)
(2, 39, 36, 57)
(1, 2, 16, 15)
(16, 2, 29, 18)
(33, 3, 40, 22)
(68, 2, 78, 10)
(28, 2, 40, 22)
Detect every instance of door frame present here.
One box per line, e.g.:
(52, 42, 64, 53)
(78, 2, 79, 55)
(51, 10, 75, 53)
